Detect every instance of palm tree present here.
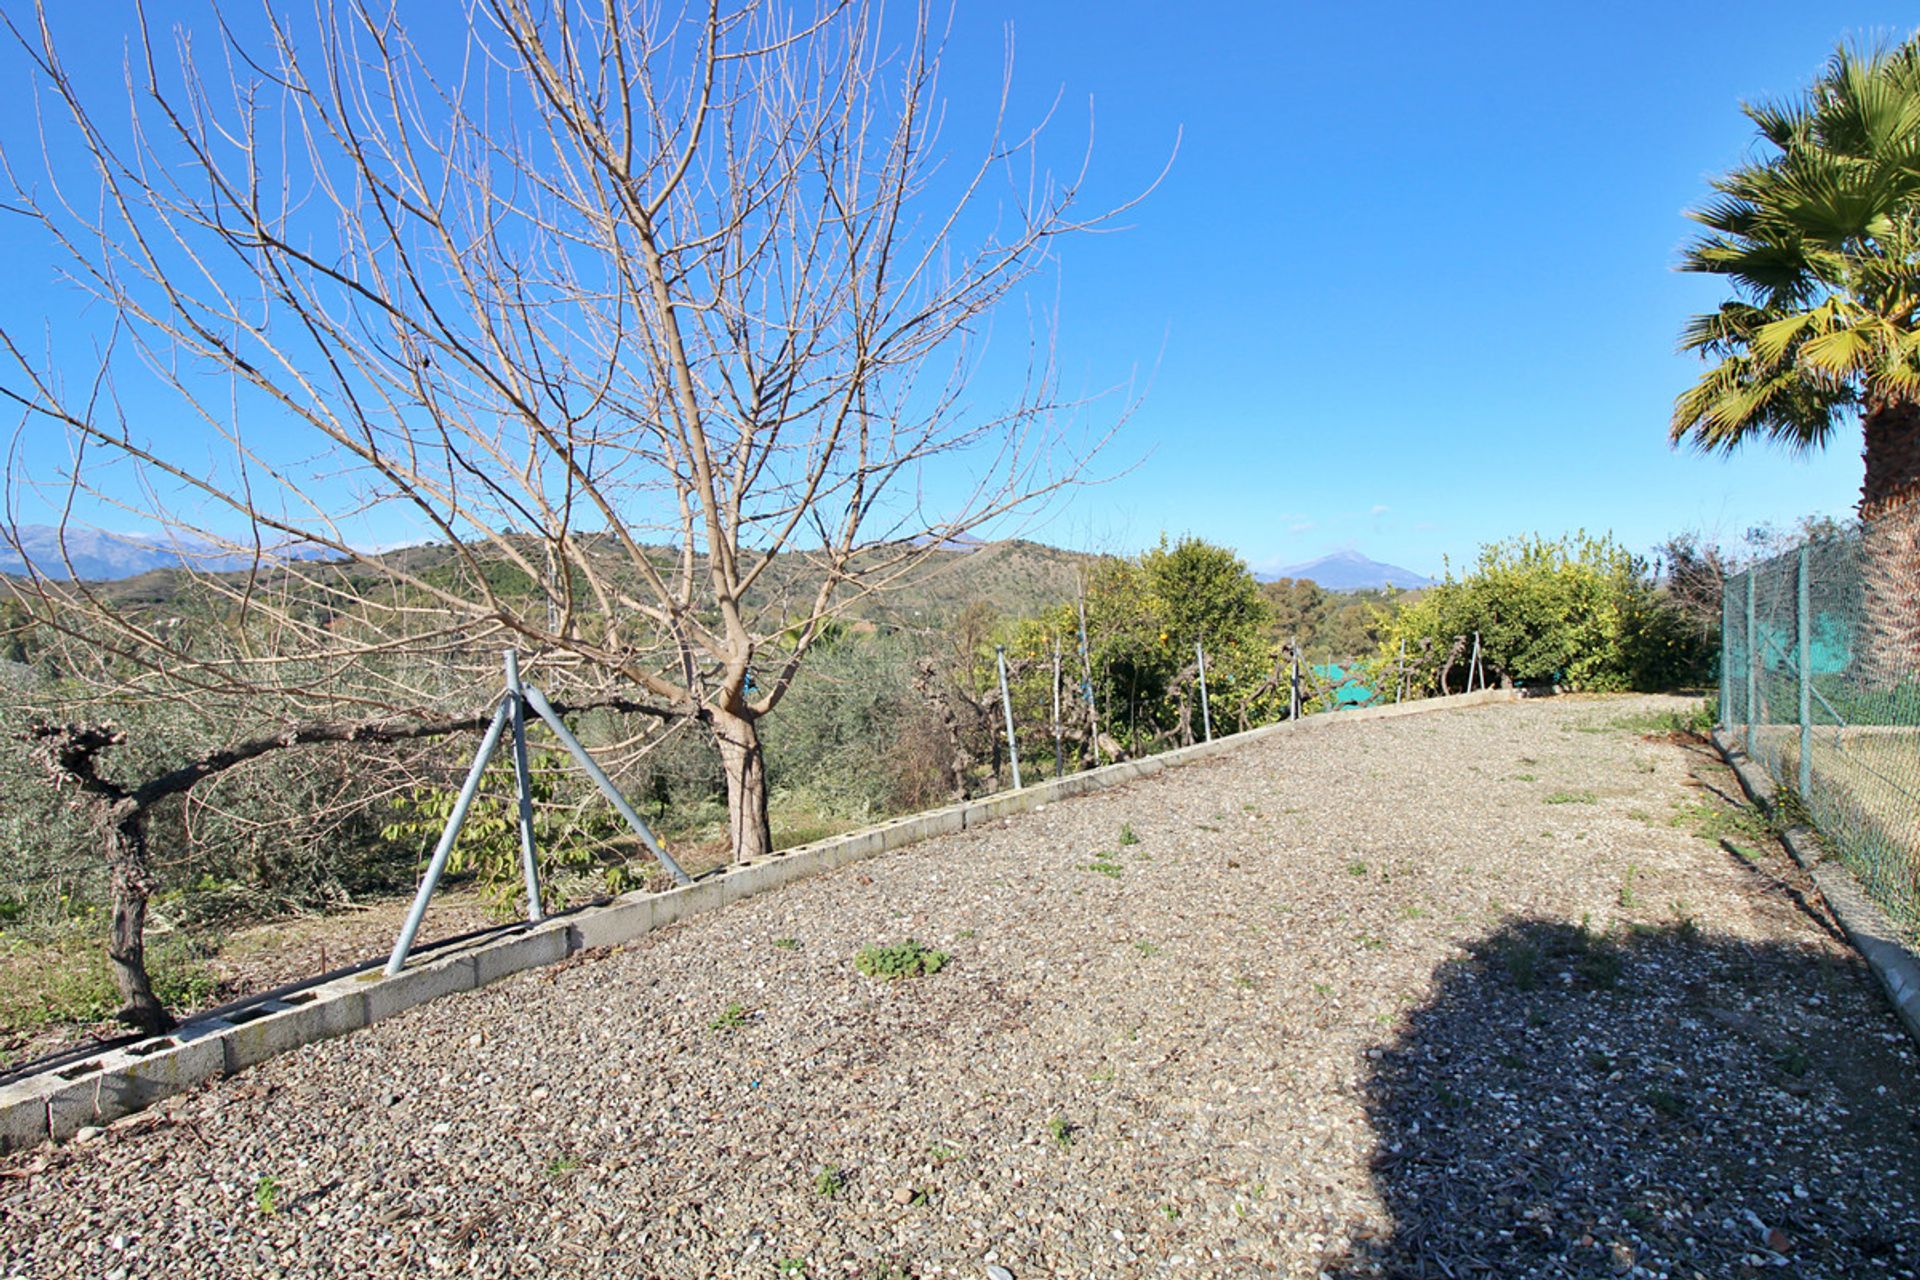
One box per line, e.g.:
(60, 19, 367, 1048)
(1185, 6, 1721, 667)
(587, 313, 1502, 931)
(1673, 38, 1920, 674)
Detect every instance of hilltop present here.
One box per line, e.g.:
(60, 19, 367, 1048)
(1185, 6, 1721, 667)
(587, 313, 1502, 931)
(1262, 550, 1432, 591)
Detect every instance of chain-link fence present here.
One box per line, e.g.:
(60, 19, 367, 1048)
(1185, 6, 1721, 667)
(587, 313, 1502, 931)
(1722, 503, 1920, 936)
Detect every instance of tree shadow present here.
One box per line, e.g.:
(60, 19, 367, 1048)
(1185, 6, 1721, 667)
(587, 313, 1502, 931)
(1326, 919, 1920, 1279)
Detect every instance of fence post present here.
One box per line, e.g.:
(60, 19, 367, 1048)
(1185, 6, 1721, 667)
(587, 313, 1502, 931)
(1077, 590, 1100, 766)
(1728, 579, 1743, 736)
(1798, 546, 1813, 797)
(1198, 637, 1213, 740)
(503, 650, 544, 924)
(1745, 571, 1758, 752)
(996, 644, 1022, 790)
(1051, 637, 1064, 779)
(1290, 635, 1301, 720)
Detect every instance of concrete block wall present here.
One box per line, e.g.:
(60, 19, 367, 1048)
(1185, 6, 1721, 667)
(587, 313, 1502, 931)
(0, 686, 1518, 1153)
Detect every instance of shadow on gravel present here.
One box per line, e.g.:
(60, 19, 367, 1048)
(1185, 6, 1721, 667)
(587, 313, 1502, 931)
(1325, 919, 1920, 1280)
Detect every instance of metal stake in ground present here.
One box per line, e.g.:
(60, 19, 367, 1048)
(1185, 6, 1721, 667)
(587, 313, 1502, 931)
(1746, 571, 1759, 752)
(996, 644, 1023, 790)
(387, 697, 514, 975)
(1077, 586, 1100, 766)
(1289, 636, 1302, 720)
(504, 650, 544, 924)
(1051, 635, 1064, 779)
(1195, 640, 1213, 743)
(1798, 547, 1813, 797)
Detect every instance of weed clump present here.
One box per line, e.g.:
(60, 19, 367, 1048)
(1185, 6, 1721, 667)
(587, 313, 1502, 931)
(854, 939, 948, 980)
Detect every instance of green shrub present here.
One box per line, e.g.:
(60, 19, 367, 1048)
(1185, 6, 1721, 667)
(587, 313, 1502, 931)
(1373, 532, 1713, 695)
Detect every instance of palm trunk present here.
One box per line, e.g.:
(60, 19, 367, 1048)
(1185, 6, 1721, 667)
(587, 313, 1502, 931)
(1858, 401, 1920, 683)
(105, 804, 173, 1034)
(710, 706, 774, 863)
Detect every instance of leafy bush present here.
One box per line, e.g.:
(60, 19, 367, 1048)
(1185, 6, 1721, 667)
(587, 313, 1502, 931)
(1374, 533, 1713, 695)
(382, 749, 630, 916)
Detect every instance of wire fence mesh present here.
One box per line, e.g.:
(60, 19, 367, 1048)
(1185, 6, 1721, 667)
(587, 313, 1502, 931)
(1722, 502, 1920, 938)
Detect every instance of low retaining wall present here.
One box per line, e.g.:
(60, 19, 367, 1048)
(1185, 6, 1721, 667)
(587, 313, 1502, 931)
(0, 686, 1519, 1153)
(1712, 728, 1920, 1048)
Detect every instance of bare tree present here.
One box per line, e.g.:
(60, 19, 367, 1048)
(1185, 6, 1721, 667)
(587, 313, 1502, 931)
(2, 0, 1141, 891)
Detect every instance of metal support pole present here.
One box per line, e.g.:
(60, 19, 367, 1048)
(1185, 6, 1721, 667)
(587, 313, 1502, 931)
(1290, 636, 1302, 720)
(521, 684, 691, 885)
(1798, 547, 1813, 797)
(995, 645, 1022, 790)
(504, 651, 544, 924)
(1195, 640, 1213, 743)
(1745, 571, 1758, 752)
(1719, 577, 1731, 730)
(387, 698, 514, 975)
(1051, 638, 1064, 779)
(1077, 591, 1100, 765)
(1467, 632, 1482, 693)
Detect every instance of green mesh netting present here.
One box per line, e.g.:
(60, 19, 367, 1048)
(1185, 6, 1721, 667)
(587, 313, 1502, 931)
(1723, 505, 1920, 937)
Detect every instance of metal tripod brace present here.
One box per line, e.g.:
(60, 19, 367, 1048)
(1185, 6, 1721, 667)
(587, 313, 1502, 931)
(385, 650, 691, 974)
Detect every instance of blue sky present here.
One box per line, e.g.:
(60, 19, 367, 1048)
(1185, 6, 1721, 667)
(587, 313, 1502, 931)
(933, 0, 1920, 576)
(2, 2, 1914, 579)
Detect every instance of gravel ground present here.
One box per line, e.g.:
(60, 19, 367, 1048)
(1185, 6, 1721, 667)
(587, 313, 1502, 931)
(3, 694, 1917, 1280)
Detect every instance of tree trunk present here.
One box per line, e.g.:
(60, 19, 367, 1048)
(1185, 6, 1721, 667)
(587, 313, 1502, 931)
(710, 707, 774, 863)
(105, 804, 173, 1035)
(1858, 401, 1920, 682)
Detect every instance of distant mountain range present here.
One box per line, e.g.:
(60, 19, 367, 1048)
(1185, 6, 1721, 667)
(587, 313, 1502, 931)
(1260, 550, 1432, 591)
(1, 524, 331, 581)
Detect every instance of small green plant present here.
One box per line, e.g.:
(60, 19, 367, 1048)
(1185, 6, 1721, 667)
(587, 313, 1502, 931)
(854, 939, 948, 980)
(1618, 864, 1638, 909)
(928, 1142, 961, 1164)
(813, 1164, 845, 1198)
(1312, 981, 1332, 996)
(1496, 1052, 1527, 1070)
(1085, 858, 1124, 879)
(1773, 1044, 1811, 1078)
(1132, 939, 1160, 957)
(1433, 1083, 1467, 1109)
(1544, 790, 1596, 805)
(778, 1259, 809, 1277)
(1645, 1087, 1687, 1119)
(1513, 772, 1538, 782)
(772, 937, 800, 951)
(1046, 1115, 1075, 1149)
(1347, 860, 1368, 876)
(1585, 1050, 1614, 1073)
(710, 1002, 749, 1031)
(1672, 903, 1702, 941)
(253, 1174, 280, 1217)
(1088, 1064, 1115, 1083)
(1118, 823, 1140, 846)
(1400, 904, 1427, 920)
(546, 1156, 581, 1177)
(956, 929, 975, 940)
(1231, 975, 1256, 989)
(1160, 1202, 1181, 1221)
(1503, 940, 1541, 991)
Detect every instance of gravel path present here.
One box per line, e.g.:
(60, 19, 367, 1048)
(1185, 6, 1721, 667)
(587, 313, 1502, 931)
(4, 694, 1917, 1280)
